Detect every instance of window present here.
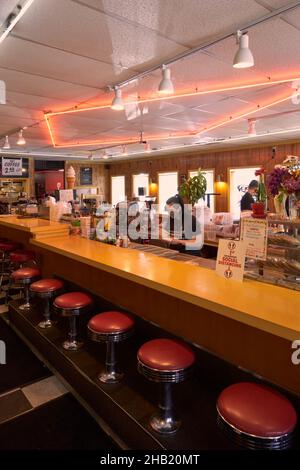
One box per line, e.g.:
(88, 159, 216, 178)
(229, 167, 259, 220)
(132, 174, 149, 198)
(158, 172, 178, 213)
(111, 176, 125, 206)
(189, 170, 215, 212)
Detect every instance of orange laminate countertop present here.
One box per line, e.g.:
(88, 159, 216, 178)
(0, 216, 69, 238)
(31, 234, 300, 341)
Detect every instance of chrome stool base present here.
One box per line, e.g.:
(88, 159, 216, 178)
(150, 413, 181, 435)
(98, 370, 124, 384)
(38, 319, 53, 329)
(63, 339, 83, 351)
(19, 302, 31, 311)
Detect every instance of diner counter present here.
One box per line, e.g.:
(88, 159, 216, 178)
(0, 215, 69, 239)
(31, 234, 300, 342)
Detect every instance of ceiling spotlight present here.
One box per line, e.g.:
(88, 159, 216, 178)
(233, 31, 254, 69)
(248, 118, 257, 136)
(145, 142, 151, 153)
(158, 65, 174, 95)
(0, 80, 6, 104)
(111, 87, 124, 111)
(17, 129, 26, 145)
(0, 0, 35, 45)
(2, 135, 10, 149)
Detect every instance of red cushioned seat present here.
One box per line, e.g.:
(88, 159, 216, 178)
(88, 311, 134, 334)
(11, 267, 40, 281)
(217, 382, 297, 438)
(54, 292, 93, 310)
(10, 249, 36, 263)
(0, 241, 21, 252)
(138, 338, 195, 371)
(30, 278, 64, 293)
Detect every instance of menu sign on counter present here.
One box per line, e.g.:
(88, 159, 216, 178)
(216, 239, 246, 282)
(2, 157, 22, 176)
(240, 217, 268, 260)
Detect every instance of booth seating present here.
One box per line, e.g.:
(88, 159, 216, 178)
(54, 292, 93, 351)
(11, 267, 41, 310)
(217, 382, 298, 450)
(137, 338, 195, 434)
(30, 278, 64, 329)
(88, 311, 135, 383)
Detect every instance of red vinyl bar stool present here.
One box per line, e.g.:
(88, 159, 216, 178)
(54, 292, 93, 351)
(10, 249, 36, 268)
(0, 240, 21, 286)
(30, 278, 64, 329)
(217, 382, 297, 450)
(137, 338, 195, 434)
(11, 267, 41, 310)
(87, 311, 134, 384)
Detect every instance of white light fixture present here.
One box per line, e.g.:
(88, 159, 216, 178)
(121, 145, 128, 156)
(233, 31, 254, 69)
(158, 65, 174, 95)
(111, 87, 124, 111)
(0, 0, 36, 45)
(145, 142, 151, 153)
(248, 118, 257, 136)
(0, 80, 6, 104)
(17, 129, 26, 145)
(2, 135, 10, 149)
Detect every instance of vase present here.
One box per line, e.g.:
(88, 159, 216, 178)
(288, 192, 300, 220)
(273, 194, 288, 218)
(251, 202, 266, 218)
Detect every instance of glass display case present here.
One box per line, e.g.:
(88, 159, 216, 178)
(245, 218, 300, 290)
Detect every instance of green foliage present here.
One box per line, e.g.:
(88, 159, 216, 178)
(257, 181, 267, 203)
(179, 169, 207, 206)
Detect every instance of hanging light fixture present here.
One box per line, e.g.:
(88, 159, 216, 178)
(248, 118, 257, 136)
(145, 142, 151, 153)
(233, 31, 254, 68)
(121, 145, 128, 156)
(17, 129, 26, 145)
(2, 135, 10, 149)
(158, 65, 174, 95)
(111, 87, 124, 111)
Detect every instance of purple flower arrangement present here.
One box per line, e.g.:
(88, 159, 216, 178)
(267, 166, 300, 200)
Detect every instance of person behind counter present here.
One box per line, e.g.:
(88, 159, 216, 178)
(161, 194, 203, 255)
(240, 180, 259, 212)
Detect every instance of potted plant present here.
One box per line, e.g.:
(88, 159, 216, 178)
(179, 169, 207, 206)
(252, 168, 267, 218)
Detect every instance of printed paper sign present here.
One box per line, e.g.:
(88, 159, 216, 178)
(216, 239, 246, 282)
(2, 158, 22, 176)
(59, 189, 74, 202)
(240, 217, 268, 260)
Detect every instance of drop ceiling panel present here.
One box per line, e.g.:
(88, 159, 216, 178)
(0, 36, 134, 88)
(13, 0, 187, 70)
(79, 0, 268, 46)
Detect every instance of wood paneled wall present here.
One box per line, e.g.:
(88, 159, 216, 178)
(107, 142, 300, 212)
(65, 162, 109, 199)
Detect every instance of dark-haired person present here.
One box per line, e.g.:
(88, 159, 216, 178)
(240, 180, 259, 212)
(161, 194, 203, 255)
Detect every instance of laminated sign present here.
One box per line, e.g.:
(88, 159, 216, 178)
(216, 239, 246, 282)
(2, 158, 22, 176)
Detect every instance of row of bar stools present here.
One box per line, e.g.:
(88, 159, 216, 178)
(53, 292, 93, 351)
(11, 267, 41, 310)
(30, 278, 64, 329)
(0, 240, 21, 287)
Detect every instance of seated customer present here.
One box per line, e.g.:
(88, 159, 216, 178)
(161, 195, 203, 255)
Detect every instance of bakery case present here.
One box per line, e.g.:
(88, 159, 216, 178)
(246, 218, 300, 291)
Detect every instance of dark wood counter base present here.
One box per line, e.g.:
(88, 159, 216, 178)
(7, 296, 300, 450)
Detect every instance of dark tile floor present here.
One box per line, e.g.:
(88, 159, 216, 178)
(0, 317, 117, 450)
